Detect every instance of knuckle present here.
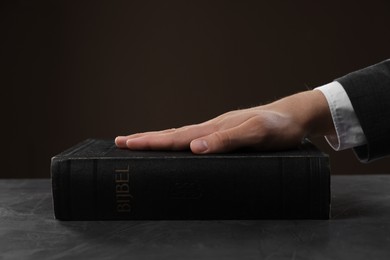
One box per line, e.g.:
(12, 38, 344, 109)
(213, 131, 232, 149)
(167, 136, 180, 150)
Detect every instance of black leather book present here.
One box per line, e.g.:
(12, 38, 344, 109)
(51, 139, 330, 220)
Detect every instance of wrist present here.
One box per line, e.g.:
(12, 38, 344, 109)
(296, 90, 336, 138)
(265, 90, 335, 139)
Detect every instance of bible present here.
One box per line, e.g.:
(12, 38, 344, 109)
(51, 139, 330, 220)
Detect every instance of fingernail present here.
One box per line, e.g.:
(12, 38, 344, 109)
(191, 139, 208, 153)
(115, 136, 125, 145)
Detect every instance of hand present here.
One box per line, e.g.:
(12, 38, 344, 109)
(115, 90, 335, 154)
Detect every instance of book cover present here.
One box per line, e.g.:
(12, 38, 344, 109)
(51, 139, 330, 220)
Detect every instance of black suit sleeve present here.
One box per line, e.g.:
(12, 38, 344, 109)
(336, 59, 390, 162)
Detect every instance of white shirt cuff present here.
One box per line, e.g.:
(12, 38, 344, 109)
(315, 81, 367, 151)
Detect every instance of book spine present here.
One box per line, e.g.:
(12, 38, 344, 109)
(51, 156, 330, 220)
(51, 157, 71, 220)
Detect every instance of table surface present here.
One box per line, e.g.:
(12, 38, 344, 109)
(1, 175, 390, 260)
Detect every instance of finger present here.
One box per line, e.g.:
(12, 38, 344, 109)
(115, 128, 177, 148)
(125, 134, 184, 150)
(125, 124, 215, 150)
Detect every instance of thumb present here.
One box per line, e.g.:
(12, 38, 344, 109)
(190, 130, 238, 154)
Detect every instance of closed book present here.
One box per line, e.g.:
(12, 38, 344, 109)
(51, 139, 330, 220)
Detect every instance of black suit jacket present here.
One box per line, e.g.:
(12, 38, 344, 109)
(337, 59, 390, 162)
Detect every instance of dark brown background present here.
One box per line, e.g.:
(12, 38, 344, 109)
(1, 0, 389, 178)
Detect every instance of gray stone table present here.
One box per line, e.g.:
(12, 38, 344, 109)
(1, 175, 390, 259)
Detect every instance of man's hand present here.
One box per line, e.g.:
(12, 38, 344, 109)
(115, 90, 335, 154)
